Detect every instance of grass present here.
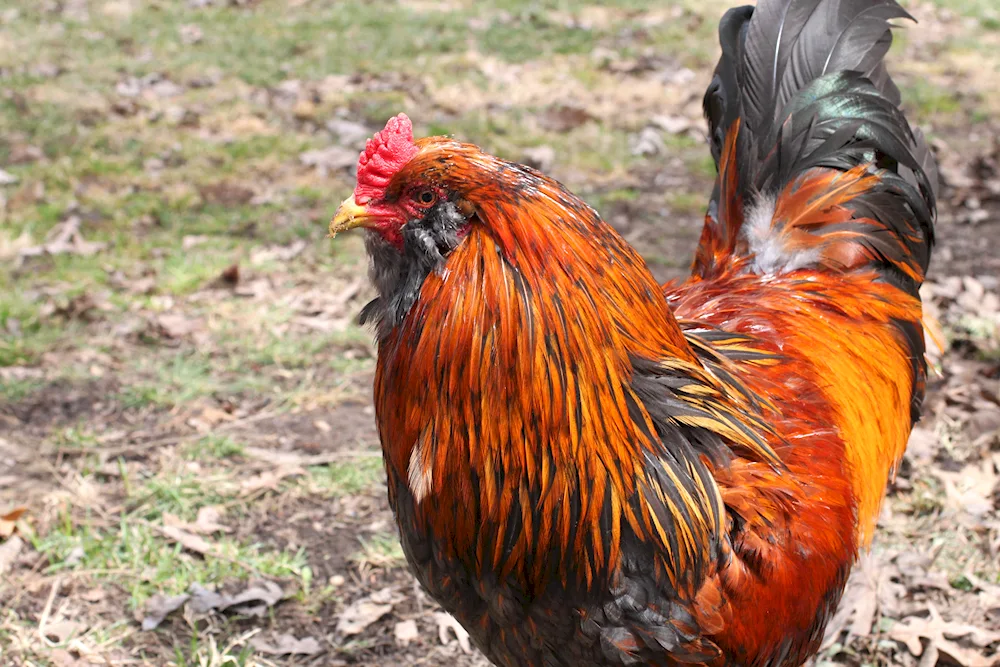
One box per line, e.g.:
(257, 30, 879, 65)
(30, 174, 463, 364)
(351, 533, 406, 570)
(31, 470, 313, 609)
(34, 518, 310, 607)
(0, 377, 44, 402)
(304, 459, 385, 497)
(2, 0, 998, 664)
(901, 79, 964, 117)
(928, 0, 1000, 28)
(185, 435, 246, 460)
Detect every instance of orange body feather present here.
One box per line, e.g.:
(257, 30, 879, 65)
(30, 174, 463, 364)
(330, 1, 936, 664)
(368, 145, 926, 665)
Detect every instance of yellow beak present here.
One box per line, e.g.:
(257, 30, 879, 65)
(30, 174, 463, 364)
(328, 195, 374, 237)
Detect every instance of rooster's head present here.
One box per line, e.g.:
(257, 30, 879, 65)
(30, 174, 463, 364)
(329, 113, 485, 248)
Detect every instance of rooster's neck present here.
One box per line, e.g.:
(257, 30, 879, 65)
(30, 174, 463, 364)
(371, 183, 710, 589)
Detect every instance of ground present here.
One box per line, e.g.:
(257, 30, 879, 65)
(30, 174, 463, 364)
(0, 0, 999, 665)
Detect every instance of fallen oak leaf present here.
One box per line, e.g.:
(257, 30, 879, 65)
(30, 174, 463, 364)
(155, 313, 201, 340)
(47, 648, 88, 667)
(821, 552, 882, 650)
(160, 524, 218, 557)
(934, 458, 998, 518)
(336, 588, 402, 636)
(191, 506, 230, 533)
(249, 633, 323, 656)
(187, 406, 235, 433)
(18, 217, 105, 260)
(242, 446, 380, 467)
(163, 507, 230, 535)
(80, 588, 106, 603)
(0, 505, 28, 538)
(0, 534, 24, 577)
(1, 506, 29, 521)
(889, 604, 1000, 667)
(239, 464, 306, 495)
(140, 593, 190, 630)
(42, 619, 87, 643)
(187, 580, 284, 617)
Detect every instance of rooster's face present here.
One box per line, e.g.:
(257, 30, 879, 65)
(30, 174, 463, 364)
(331, 180, 462, 250)
(330, 113, 485, 332)
(329, 113, 478, 250)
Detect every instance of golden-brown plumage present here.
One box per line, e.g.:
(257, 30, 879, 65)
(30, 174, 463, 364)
(328, 1, 936, 664)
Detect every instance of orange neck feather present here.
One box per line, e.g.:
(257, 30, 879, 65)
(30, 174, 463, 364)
(373, 168, 698, 589)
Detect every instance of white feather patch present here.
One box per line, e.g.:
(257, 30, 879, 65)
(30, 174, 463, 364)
(743, 194, 821, 274)
(407, 437, 433, 504)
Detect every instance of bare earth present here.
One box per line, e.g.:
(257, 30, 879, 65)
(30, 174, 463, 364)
(1, 1, 998, 665)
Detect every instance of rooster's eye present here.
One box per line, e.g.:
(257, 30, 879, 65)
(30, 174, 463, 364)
(418, 190, 436, 205)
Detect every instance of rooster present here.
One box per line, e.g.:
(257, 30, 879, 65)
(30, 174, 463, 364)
(328, 0, 937, 664)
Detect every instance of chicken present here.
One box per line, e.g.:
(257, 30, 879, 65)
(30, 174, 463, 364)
(327, 0, 936, 664)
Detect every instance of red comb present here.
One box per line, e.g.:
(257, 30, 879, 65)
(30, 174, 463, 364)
(354, 113, 419, 204)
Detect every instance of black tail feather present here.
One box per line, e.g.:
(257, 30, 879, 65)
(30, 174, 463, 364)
(694, 0, 937, 289)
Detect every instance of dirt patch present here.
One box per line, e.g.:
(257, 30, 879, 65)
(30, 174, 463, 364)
(1, 1, 999, 666)
(1, 377, 120, 431)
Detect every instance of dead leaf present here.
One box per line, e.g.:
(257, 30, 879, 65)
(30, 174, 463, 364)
(192, 506, 229, 533)
(187, 580, 284, 617)
(18, 217, 105, 260)
(48, 649, 87, 667)
(0, 229, 34, 262)
(155, 313, 200, 339)
(182, 234, 210, 250)
(7, 143, 44, 165)
(186, 405, 235, 432)
(434, 611, 472, 654)
(650, 114, 696, 135)
(249, 240, 306, 265)
(968, 407, 1000, 442)
(219, 263, 240, 286)
(43, 619, 87, 643)
(129, 276, 158, 295)
(630, 127, 664, 156)
(0, 168, 19, 185)
(44, 291, 110, 322)
(141, 593, 190, 630)
(300, 146, 356, 177)
(822, 553, 881, 649)
(905, 426, 939, 466)
(337, 600, 393, 636)
(522, 145, 556, 172)
(199, 181, 254, 206)
(160, 524, 218, 556)
(889, 604, 1000, 667)
(538, 104, 592, 133)
(163, 506, 230, 535)
(394, 619, 420, 646)
(249, 633, 323, 656)
(64, 547, 85, 566)
(0, 534, 24, 577)
(239, 464, 306, 495)
(935, 457, 998, 518)
(179, 23, 203, 44)
(80, 588, 107, 603)
(0, 506, 28, 538)
(336, 588, 402, 636)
